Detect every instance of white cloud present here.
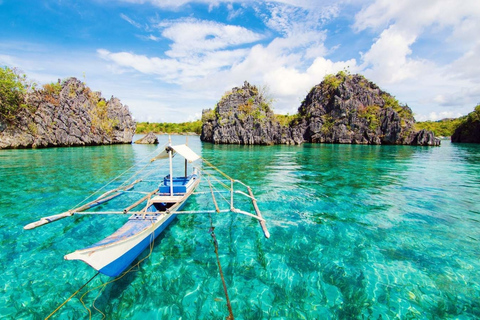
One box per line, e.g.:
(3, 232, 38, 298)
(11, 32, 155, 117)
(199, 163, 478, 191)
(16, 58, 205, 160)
(159, 18, 263, 58)
(121, 0, 339, 10)
(351, 0, 480, 120)
(449, 42, 480, 81)
(120, 13, 142, 28)
(415, 111, 464, 122)
(226, 3, 244, 20)
(360, 25, 422, 83)
(8, 0, 478, 122)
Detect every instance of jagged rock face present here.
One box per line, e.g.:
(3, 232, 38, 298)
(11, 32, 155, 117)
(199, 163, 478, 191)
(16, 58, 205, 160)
(296, 73, 439, 146)
(0, 78, 136, 149)
(201, 81, 295, 145)
(135, 132, 159, 144)
(201, 73, 440, 146)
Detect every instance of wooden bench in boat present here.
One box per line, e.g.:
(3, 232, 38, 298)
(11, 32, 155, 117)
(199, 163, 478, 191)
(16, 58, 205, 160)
(150, 195, 186, 203)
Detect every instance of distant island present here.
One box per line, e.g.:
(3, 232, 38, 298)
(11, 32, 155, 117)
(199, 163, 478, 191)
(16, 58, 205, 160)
(451, 105, 480, 143)
(0, 67, 135, 149)
(201, 72, 441, 146)
(2, 66, 478, 149)
(135, 121, 201, 135)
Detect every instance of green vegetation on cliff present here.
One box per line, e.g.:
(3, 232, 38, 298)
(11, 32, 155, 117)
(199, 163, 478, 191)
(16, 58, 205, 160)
(0, 67, 28, 121)
(136, 120, 202, 134)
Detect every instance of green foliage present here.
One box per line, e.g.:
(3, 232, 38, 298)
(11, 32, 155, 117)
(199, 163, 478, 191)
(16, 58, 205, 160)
(322, 71, 351, 91)
(136, 120, 202, 135)
(467, 105, 480, 122)
(416, 106, 479, 137)
(321, 114, 335, 134)
(42, 82, 62, 95)
(323, 74, 343, 90)
(41, 82, 63, 106)
(415, 117, 466, 137)
(27, 122, 38, 135)
(89, 99, 119, 136)
(382, 94, 400, 109)
(201, 109, 216, 122)
(0, 66, 27, 121)
(358, 105, 381, 131)
(381, 93, 413, 120)
(274, 113, 300, 127)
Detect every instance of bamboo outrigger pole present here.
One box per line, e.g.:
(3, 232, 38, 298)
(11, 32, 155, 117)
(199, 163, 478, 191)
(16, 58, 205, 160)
(123, 188, 159, 214)
(23, 179, 142, 230)
(247, 186, 270, 239)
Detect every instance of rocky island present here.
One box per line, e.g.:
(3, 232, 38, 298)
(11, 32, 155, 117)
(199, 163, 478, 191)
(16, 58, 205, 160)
(201, 72, 440, 146)
(451, 105, 480, 143)
(0, 73, 135, 149)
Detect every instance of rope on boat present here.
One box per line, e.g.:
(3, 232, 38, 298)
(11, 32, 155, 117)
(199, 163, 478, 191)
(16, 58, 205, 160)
(201, 158, 233, 181)
(79, 221, 158, 319)
(70, 142, 169, 211)
(207, 178, 235, 320)
(45, 272, 100, 320)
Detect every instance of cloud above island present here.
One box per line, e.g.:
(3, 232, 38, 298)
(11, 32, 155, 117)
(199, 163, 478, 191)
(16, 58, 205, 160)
(1, 0, 479, 122)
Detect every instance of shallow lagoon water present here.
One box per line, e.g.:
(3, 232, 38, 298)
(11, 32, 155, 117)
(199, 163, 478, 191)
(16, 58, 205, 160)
(1, 136, 479, 319)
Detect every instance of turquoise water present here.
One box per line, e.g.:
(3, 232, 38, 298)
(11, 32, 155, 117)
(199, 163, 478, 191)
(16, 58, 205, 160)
(1, 136, 479, 319)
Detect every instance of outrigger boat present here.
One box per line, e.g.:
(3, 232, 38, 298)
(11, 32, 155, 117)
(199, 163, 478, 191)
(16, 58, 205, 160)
(24, 140, 269, 278)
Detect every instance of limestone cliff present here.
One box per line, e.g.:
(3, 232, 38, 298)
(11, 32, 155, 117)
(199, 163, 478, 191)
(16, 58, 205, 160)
(296, 73, 439, 146)
(0, 78, 136, 149)
(201, 73, 440, 146)
(201, 81, 293, 145)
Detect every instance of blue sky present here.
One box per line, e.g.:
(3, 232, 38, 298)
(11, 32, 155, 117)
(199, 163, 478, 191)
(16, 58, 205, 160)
(1, 0, 479, 122)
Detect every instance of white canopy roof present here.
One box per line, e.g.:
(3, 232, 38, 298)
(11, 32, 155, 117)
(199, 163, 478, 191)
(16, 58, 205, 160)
(172, 144, 201, 162)
(151, 144, 200, 163)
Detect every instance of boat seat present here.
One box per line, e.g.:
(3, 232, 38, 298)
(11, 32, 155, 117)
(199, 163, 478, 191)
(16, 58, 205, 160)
(150, 195, 185, 203)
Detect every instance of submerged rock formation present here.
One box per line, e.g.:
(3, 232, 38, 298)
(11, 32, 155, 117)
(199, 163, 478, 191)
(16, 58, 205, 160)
(135, 132, 159, 144)
(201, 73, 440, 146)
(0, 78, 136, 149)
(451, 106, 480, 143)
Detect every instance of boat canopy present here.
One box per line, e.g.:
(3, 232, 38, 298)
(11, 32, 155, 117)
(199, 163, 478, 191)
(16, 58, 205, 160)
(151, 144, 200, 163)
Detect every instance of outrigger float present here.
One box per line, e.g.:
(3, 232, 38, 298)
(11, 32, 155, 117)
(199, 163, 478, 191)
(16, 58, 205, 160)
(24, 140, 269, 277)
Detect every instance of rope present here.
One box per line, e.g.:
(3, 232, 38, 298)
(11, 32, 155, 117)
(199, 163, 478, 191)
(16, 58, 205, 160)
(201, 158, 233, 181)
(208, 178, 234, 319)
(70, 142, 168, 210)
(209, 223, 234, 319)
(45, 272, 100, 320)
(79, 221, 158, 319)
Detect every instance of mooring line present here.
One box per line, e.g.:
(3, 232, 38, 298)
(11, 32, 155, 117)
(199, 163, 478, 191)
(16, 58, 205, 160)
(45, 272, 100, 320)
(208, 215, 234, 320)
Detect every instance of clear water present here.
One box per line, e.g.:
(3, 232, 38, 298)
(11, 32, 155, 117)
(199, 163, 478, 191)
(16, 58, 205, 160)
(1, 136, 479, 319)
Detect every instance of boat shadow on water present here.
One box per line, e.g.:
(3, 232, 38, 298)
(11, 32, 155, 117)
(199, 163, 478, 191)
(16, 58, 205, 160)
(82, 225, 176, 315)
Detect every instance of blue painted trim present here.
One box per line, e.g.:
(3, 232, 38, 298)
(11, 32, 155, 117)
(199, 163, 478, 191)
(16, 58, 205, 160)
(92, 174, 197, 277)
(99, 214, 177, 277)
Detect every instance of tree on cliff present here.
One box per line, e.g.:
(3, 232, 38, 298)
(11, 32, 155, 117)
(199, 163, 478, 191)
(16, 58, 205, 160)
(0, 68, 136, 149)
(0, 67, 28, 122)
(451, 105, 480, 143)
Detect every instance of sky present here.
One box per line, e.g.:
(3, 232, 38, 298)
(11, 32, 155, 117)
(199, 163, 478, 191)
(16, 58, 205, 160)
(1, 0, 479, 123)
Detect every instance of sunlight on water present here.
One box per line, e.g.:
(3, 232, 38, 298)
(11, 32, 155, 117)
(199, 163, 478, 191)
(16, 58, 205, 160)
(1, 136, 479, 319)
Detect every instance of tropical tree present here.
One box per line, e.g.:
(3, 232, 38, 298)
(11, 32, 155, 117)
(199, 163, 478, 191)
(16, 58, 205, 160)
(0, 66, 27, 121)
